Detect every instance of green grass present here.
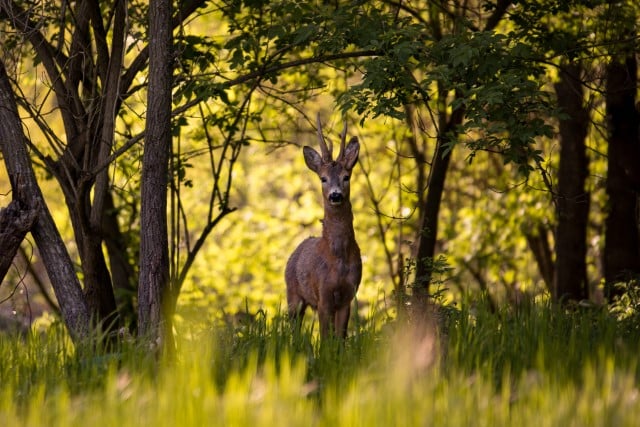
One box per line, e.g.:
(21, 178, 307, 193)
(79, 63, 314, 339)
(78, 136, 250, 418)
(1, 302, 639, 426)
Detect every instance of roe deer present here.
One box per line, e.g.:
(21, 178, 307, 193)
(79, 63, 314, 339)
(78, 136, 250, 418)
(285, 114, 362, 339)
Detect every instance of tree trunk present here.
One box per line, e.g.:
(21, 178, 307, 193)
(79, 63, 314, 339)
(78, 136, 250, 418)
(553, 62, 590, 302)
(412, 93, 465, 300)
(0, 199, 37, 282)
(404, 104, 428, 221)
(102, 193, 137, 324)
(410, 3, 511, 302)
(2, 0, 122, 333)
(0, 60, 90, 343)
(412, 137, 452, 298)
(79, 0, 127, 332)
(81, 236, 119, 330)
(1, 0, 209, 342)
(604, 55, 640, 297)
(524, 224, 554, 291)
(138, 0, 174, 352)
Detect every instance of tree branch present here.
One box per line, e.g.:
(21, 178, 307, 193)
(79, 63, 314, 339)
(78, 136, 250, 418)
(120, 0, 208, 97)
(0, 0, 83, 139)
(90, 0, 128, 229)
(483, 0, 512, 32)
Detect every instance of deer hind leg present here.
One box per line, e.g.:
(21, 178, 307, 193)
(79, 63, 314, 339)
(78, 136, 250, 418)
(334, 304, 351, 339)
(287, 296, 307, 333)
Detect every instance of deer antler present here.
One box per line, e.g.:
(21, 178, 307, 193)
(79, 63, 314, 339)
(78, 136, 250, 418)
(336, 120, 348, 162)
(316, 113, 333, 161)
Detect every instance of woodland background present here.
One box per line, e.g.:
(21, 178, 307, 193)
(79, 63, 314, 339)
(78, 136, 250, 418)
(0, 0, 639, 351)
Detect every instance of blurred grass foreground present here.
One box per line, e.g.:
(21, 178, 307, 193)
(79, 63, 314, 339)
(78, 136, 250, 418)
(1, 302, 639, 427)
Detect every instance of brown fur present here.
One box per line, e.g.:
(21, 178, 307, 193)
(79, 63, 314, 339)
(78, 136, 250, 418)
(285, 116, 361, 339)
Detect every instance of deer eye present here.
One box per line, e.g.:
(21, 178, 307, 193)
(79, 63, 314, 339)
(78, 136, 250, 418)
(343, 175, 350, 182)
(320, 177, 328, 183)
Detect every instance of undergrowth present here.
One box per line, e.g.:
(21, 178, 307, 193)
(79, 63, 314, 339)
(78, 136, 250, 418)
(1, 301, 639, 426)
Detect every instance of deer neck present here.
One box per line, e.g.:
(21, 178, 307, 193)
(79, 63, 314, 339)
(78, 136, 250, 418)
(321, 202, 356, 258)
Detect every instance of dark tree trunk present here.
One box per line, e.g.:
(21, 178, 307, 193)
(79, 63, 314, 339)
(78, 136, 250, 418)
(1, 0, 122, 332)
(138, 0, 174, 351)
(553, 62, 590, 302)
(54, 179, 120, 332)
(0, 199, 37, 282)
(404, 105, 428, 221)
(524, 224, 554, 291)
(0, 60, 90, 343)
(78, 0, 128, 332)
(413, 92, 465, 300)
(81, 237, 119, 330)
(604, 55, 640, 297)
(102, 193, 138, 324)
(412, 137, 452, 298)
(409, 3, 511, 302)
(1, 0, 209, 343)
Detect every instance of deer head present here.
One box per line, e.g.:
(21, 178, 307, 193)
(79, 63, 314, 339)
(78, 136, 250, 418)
(303, 114, 360, 208)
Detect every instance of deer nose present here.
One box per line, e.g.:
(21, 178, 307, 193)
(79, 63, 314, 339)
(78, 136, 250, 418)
(329, 192, 344, 204)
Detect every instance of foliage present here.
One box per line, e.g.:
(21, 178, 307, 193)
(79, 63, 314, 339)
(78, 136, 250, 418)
(1, 303, 640, 426)
(609, 278, 640, 328)
(339, 17, 554, 176)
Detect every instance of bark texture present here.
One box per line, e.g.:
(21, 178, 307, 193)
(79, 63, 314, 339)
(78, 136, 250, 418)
(137, 0, 174, 350)
(0, 60, 90, 342)
(0, 199, 37, 282)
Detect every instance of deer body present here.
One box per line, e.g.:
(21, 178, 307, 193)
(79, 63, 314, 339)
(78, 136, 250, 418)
(285, 116, 361, 339)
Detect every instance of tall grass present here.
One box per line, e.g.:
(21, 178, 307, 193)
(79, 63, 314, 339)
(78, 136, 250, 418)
(1, 302, 639, 426)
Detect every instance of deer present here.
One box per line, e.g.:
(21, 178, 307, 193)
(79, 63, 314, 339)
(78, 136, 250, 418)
(285, 114, 362, 340)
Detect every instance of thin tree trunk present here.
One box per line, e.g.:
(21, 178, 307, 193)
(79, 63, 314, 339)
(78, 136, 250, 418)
(404, 104, 427, 220)
(103, 193, 137, 324)
(553, 62, 590, 302)
(138, 0, 174, 351)
(410, 2, 510, 302)
(0, 60, 90, 343)
(412, 136, 452, 298)
(412, 95, 465, 300)
(524, 224, 554, 291)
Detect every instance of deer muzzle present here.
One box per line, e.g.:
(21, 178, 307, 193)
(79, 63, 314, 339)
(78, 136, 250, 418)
(328, 191, 344, 205)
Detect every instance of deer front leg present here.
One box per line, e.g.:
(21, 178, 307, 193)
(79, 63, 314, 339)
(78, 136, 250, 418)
(318, 289, 337, 339)
(334, 304, 351, 339)
(318, 304, 333, 339)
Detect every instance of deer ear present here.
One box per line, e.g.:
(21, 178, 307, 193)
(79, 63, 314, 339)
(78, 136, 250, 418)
(342, 137, 360, 170)
(303, 146, 323, 173)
